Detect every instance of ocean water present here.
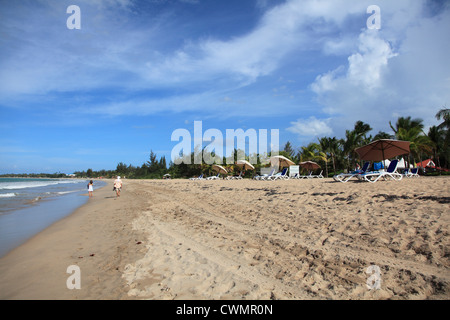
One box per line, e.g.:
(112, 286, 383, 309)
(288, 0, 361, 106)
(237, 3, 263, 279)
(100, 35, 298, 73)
(0, 178, 106, 257)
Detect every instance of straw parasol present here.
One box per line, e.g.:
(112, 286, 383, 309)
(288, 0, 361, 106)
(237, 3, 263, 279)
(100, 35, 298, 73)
(299, 161, 320, 171)
(270, 155, 295, 168)
(212, 164, 228, 174)
(235, 160, 255, 170)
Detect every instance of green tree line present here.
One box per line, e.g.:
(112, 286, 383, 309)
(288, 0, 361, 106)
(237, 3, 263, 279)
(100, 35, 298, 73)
(75, 108, 449, 179)
(283, 109, 449, 177)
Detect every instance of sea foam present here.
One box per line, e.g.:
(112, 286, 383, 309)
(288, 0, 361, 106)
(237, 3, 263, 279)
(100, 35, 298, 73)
(0, 193, 16, 198)
(0, 179, 82, 190)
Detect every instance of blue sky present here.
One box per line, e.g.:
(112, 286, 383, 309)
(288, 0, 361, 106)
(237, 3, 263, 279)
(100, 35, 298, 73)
(0, 0, 449, 173)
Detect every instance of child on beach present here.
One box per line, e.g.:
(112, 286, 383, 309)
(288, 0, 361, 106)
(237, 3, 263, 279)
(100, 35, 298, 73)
(88, 180, 94, 198)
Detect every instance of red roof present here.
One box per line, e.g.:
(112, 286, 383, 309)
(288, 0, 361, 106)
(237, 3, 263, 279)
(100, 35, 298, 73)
(416, 159, 436, 168)
(416, 159, 449, 171)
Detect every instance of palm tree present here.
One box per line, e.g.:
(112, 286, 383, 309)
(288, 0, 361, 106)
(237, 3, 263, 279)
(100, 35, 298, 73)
(436, 108, 450, 129)
(283, 141, 296, 159)
(390, 116, 433, 167)
(300, 142, 327, 173)
(396, 126, 432, 166)
(328, 137, 343, 175)
(373, 131, 394, 140)
(318, 136, 342, 177)
(347, 121, 372, 165)
(318, 137, 330, 178)
(389, 116, 424, 134)
(354, 120, 372, 137)
(343, 121, 372, 170)
(428, 125, 445, 170)
(343, 130, 358, 170)
(436, 108, 450, 168)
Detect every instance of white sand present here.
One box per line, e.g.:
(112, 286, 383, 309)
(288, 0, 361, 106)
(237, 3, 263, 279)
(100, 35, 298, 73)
(1, 177, 449, 299)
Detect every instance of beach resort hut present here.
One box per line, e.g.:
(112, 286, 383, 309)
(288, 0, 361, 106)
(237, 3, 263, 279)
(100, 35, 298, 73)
(416, 159, 436, 169)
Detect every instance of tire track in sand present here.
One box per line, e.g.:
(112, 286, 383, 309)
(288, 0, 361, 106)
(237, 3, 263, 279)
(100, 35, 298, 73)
(148, 218, 312, 299)
(153, 191, 450, 283)
(129, 180, 449, 299)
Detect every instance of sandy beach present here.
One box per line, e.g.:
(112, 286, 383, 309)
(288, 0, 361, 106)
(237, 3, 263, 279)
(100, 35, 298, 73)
(0, 176, 449, 300)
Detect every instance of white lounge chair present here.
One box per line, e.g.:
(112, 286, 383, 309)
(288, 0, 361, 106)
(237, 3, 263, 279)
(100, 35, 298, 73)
(359, 159, 402, 183)
(308, 170, 324, 179)
(207, 173, 220, 180)
(402, 168, 410, 177)
(227, 171, 243, 180)
(261, 168, 277, 180)
(269, 167, 289, 180)
(254, 168, 275, 180)
(404, 167, 419, 178)
(410, 167, 419, 178)
(298, 171, 312, 179)
(189, 173, 204, 180)
(334, 162, 370, 183)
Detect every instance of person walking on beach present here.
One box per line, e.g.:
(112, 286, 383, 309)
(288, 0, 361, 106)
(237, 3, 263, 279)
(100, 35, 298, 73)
(114, 176, 122, 198)
(88, 180, 94, 198)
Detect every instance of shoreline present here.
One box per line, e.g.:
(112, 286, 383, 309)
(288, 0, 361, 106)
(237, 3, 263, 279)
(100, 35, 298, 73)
(0, 179, 146, 299)
(0, 177, 449, 300)
(0, 178, 106, 258)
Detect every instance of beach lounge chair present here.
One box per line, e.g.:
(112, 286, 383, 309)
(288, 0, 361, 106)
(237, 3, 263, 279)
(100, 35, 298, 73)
(254, 168, 275, 180)
(299, 170, 321, 179)
(207, 173, 220, 180)
(189, 173, 204, 180)
(402, 168, 410, 177)
(359, 159, 402, 183)
(269, 167, 289, 180)
(308, 170, 324, 179)
(410, 167, 419, 178)
(404, 167, 419, 178)
(234, 171, 244, 180)
(261, 168, 277, 180)
(227, 171, 243, 180)
(334, 162, 370, 183)
(297, 171, 311, 179)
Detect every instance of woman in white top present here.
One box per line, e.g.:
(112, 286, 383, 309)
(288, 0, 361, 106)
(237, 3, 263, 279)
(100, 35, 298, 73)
(113, 176, 122, 198)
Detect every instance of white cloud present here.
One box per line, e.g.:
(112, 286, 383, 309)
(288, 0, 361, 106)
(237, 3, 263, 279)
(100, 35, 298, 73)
(323, 36, 358, 56)
(1, 0, 448, 134)
(311, 66, 343, 94)
(312, 30, 398, 94)
(0, 0, 395, 97)
(142, 0, 309, 85)
(347, 31, 398, 89)
(287, 117, 333, 137)
(309, 1, 450, 134)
